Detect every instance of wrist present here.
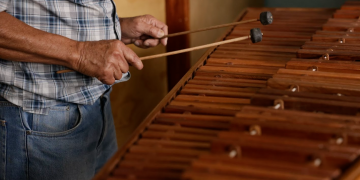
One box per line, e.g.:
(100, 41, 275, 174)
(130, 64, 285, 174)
(119, 17, 126, 36)
(66, 40, 85, 70)
(119, 17, 133, 40)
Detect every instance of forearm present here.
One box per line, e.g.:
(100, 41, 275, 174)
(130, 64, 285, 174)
(0, 11, 81, 68)
(0, 47, 65, 66)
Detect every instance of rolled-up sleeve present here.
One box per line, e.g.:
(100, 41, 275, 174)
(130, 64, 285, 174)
(0, 0, 9, 12)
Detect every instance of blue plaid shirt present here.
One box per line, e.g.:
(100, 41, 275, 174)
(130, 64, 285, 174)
(0, 0, 130, 114)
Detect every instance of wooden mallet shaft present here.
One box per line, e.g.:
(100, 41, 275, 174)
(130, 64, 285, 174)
(161, 19, 258, 38)
(140, 35, 250, 60)
(56, 35, 253, 74)
(161, 11, 273, 38)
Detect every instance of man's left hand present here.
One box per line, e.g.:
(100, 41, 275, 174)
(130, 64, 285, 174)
(120, 15, 168, 48)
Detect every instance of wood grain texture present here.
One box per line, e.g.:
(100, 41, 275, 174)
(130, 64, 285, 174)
(93, 7, 249, 180)
(165, 0, 191, 90)
(94, 4, 360, 180)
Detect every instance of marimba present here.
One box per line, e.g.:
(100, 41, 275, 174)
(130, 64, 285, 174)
(95, 2, 360, 180)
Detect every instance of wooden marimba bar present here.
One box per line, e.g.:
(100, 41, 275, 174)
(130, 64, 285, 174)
(95, 2, 360, 180)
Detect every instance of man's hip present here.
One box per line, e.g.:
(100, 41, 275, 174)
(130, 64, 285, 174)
(0, 89, 117, 180)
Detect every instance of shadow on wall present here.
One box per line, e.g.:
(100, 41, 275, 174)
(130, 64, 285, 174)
(265, 0, 349, 8)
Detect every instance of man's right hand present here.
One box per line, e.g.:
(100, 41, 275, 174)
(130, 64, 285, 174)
(73, 40, 143, 85)
(0, 12, 143, 85)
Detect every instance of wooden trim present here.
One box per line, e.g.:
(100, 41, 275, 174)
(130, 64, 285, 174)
(92, 8, 249, 180)
(340, 158, 360, 180)
(247, 7, 337, 12)
(165, 0, 191, 90)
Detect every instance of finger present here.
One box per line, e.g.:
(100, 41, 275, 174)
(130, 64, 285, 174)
(118, 57, 129, 73)
(122, 45, 143, 70)
(134, 40, 150, 49)
(160, 25, 168, 46)
(135, 35, 155, 48)
(114, 70, 123, 80)
(138, 16, 166, 39)
(114, 59, 126, 79)
(121, 39, 132, 45)
(98, 72, 115, 85)
(143, 24, 164, 39)
(145, 15, 168, 45)
(143, 39, 160, 47)
(140, 35, 152, 40)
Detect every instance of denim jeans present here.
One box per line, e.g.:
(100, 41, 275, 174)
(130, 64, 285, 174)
(0, 89, 118, 180)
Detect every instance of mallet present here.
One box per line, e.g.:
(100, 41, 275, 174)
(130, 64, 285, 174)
(159, 11, 272, 39)
(57, 28, 263, 74)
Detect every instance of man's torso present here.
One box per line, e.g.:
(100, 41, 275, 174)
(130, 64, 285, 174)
(0, 0, 129, 114)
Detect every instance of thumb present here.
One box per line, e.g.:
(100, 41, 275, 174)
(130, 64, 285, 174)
(122, 45, 144, 70)
(138, 22, 165, 39)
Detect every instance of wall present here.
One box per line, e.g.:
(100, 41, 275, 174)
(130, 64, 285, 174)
(189, 0, 264, 65)
(112, 0, 168, 147)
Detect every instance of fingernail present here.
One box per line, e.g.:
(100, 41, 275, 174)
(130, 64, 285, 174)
(144, 42, 150, 46)
(135, 41, 140, 46)
(157, 30, 164, 38)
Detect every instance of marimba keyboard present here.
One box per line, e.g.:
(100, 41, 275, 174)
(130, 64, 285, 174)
(95, 2, 360, 180)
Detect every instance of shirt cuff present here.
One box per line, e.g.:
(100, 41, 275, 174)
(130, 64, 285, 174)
(114, 71, 131, 84)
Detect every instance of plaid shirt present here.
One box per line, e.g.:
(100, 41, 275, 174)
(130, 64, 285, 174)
(0, 0, 130, 114)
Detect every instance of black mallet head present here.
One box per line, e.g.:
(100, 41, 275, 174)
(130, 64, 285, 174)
(250, 28, 262, 43)
(260, 11, 273, 25)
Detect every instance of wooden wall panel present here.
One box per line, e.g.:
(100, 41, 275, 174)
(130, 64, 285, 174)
(165, 0, 191, 90)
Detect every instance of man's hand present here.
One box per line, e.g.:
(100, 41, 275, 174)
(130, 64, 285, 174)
(73, 40, 143, 85)
(120, 15, 168, 48)
(0, 12, 144, 85)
